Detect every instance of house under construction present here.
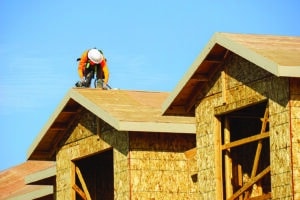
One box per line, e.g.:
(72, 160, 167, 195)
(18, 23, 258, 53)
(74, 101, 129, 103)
(1, 32, 300, 200)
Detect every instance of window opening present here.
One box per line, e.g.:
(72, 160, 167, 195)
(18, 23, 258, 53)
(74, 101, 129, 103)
(221, 101, 271, 200)
(73, 149, 114, 200)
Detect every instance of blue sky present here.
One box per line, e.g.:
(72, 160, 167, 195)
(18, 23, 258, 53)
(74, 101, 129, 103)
(0, 0, 299, 171)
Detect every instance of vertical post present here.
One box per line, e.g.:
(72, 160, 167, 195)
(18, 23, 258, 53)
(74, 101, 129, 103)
(221, 71, 227, 104)
(224, 116, 233, 199)
(215, 117, 223, 200)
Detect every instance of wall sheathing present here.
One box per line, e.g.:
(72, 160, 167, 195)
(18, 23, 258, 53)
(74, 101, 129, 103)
(128, 132, 196, 199)
(195, 53, 295, 199)
(56, 109, 130, 199)
(56, 108, 196, 199)
(289, 78, 300, 200)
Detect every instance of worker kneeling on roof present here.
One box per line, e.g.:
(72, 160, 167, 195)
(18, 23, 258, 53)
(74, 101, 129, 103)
(75, 48, 109, 89)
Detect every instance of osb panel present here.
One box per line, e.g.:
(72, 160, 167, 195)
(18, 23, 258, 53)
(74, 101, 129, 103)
(128, 132, 197, 199)
(64, 110, 97, 144)
(56, 109, 131, 199)
(195, 54, 294, 199)
(290, 78, 300, 199)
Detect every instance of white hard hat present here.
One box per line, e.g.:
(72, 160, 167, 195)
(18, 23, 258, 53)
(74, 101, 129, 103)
(88, 49, 103, 64)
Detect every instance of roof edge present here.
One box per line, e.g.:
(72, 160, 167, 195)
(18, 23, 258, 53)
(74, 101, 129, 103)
(7, 186, 53, 200)
(161, 32, 218, 115)
(216, 32, 280, 76)
(278, 65, 300, 77)
(25, 165, 56, 185)
(119, 121, 196, 133)
(69, 90, 120, 129)
(26, 90, 73, 160)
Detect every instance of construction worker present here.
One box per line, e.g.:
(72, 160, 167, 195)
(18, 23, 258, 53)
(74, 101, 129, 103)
(75, 48, 109, 89)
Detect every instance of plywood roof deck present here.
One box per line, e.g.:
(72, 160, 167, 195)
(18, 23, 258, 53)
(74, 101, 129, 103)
(27, 89, 196, 161)
(162, 32, 300, 116)
(0, 161, 55, 199)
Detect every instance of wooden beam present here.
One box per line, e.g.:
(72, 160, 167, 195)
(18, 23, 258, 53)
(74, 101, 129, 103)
(221, 70, 226, 104)
(72, 184, 87, 200)
(184, 148, 196, 159)
(191, 73, 209, 81)
(221, 132, 269, 150)
(215, 117, 223, 200)
(204, 59, 222, 63)
(224, 116, 233, 198)
(75, 166, 92, 200)
(251, 108, 269, 177)
(163, 105, 193, 116)
(50, 122, 67, 130)
(245, 107, 269, 199)
(228, 166, 270, 200)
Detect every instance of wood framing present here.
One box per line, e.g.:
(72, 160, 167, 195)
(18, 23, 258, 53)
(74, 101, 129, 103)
(18, 32, 300, 199)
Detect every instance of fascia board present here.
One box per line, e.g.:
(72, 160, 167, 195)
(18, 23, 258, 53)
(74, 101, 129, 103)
(118, 121, 195, 133)
(71, 91, 195, 133)
(278, 65, 300, 77)
(25, 166, 56, 185)
(7, 186, 53, 200)
(69, 90, 120, 130)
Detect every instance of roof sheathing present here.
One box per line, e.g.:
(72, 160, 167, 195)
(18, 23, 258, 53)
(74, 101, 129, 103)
(27, 89, 195, 161)
(0, 161, 55, 200)
(162, 32, 300, 116)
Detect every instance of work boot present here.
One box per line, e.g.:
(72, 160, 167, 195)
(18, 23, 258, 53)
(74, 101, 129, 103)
(96, 79, 104, 89)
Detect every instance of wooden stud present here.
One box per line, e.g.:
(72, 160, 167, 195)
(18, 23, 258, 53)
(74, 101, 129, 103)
(72, 184, 87, 200)
(228, 166, 270, 200)
(215, 117, 223, 200)
(245, 107, 269, 199)
(222, 132, 269, 150)
(75, 166, 92, 200)
(221, 71, 227, 104)
(224, 116, 233, 198)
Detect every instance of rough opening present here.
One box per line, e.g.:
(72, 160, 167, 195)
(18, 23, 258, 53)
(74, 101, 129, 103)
(221, 101, 271, 200)
(74, 149, 114, 200)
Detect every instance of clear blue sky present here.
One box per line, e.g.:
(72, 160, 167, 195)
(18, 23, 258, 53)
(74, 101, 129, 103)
(0, 0, 299, 171)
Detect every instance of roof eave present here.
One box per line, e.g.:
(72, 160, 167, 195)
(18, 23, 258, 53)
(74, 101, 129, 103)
(26, 90, 72, 160)
(278, 65, 300, 77)
(161, 33, 218, 115)
(119, 121, 195, 134)
(25, 165, 56, 185)
(162, 32, 300, 115)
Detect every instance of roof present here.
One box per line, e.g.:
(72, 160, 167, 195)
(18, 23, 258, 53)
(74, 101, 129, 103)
(162, 32, 300, 116)
(28, 89, 195, 160)
(0, 161, 55, 200)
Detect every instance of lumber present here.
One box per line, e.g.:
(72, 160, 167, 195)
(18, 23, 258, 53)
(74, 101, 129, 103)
(224, 117, 233, 198)
(72, 184, 87, 200)
(221, 132, 269, 150)
(75, 166, 92, 200)
(228, 166, 270, 200)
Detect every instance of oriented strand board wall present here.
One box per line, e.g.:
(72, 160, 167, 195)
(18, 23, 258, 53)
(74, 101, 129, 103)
(56, 109, 130, 199)
(195, 53, 294, 199)
(55, 108, 196, 199)
(290, 78, 300, 200)
(128, 132, 196, 199)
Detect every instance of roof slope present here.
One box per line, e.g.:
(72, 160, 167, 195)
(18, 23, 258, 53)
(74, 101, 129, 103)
(162, 32, 300, 116)
(28, 89, 195, 160)
(0, 161, 55, 200)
